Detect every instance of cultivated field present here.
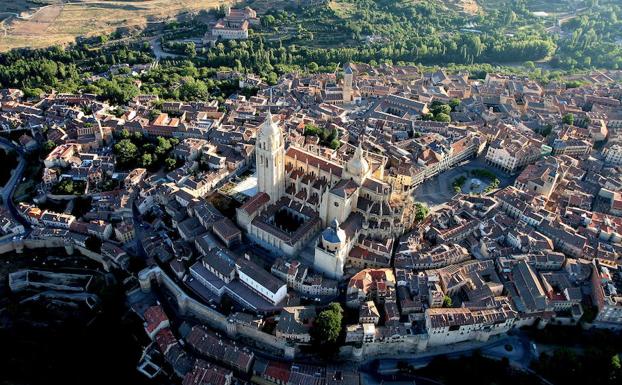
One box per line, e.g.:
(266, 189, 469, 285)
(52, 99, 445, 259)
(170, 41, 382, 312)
(0, 0, 233, 52)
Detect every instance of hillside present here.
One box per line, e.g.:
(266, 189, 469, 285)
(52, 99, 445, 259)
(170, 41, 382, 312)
(1, 0, 621, 71)
(247, 0, 621, 70)
(0, 0, 232, 52)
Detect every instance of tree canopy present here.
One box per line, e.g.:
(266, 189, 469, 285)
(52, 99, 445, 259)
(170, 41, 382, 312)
(311, 302, 343, 346)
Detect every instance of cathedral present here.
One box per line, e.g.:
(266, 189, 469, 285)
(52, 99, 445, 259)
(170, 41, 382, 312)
(236, 112, 415, 279)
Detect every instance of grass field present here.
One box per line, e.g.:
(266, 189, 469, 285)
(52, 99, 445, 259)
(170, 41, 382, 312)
(0, 0, 233, 52)
(0, 1, 59, 16)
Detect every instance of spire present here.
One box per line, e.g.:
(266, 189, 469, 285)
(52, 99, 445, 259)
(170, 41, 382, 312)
(259, 110, 280, 139)
(354, 140, 364, 159)
(346, 140, 369, 178)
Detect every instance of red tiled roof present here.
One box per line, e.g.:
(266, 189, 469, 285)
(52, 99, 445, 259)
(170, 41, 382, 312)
(144, 305, 169, 334)
(264, 361, 291, 383)
(155, 328, 177, 353)
(239, 192, 270, 215)
(286, 147, 343, 177)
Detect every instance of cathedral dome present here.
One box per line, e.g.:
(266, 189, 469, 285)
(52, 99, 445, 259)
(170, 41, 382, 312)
(322, 218, 346, 247)
(347, 142, 369, 177)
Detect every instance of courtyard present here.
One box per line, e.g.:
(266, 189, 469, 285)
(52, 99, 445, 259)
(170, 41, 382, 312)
(414, 155, 517, 209)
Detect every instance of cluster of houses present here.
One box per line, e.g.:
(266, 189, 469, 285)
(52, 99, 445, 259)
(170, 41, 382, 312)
(2, 60, 622, 382)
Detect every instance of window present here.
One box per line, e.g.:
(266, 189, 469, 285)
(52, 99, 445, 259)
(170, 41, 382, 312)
(334, 202, 339, 207)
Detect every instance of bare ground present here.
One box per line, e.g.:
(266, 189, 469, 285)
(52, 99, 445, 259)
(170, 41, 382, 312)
(0, 0, 234, 51)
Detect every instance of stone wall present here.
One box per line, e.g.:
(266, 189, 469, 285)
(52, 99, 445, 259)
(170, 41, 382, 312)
(138, 266, 296, 359)
(0, 238, 112, 271)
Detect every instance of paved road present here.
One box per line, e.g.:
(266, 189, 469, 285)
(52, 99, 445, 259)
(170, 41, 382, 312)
(0, 137, 31, 232)
(150, 37, 184, 60)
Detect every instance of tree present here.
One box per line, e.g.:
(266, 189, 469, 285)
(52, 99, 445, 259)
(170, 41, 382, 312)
(117, 128, 130, 140)
(563, 113, 575, 126)
(53, 179, 74, 195)
(179, 78, 209, 101)
(262, 14, 276, 28)
(449, 98, 461, 111)
(184, 42, 196, 58)
(42, 140, 56, 154)
(415, 203, 429, 221)
(148, 109, 162, 121)
(140, 153, 154, 168)
(165, 157, 177, 170)
(311, 302, 343, 345)
(434, 112, 451, 123)
(443, 295, 453, 308)
(304, 123, 321, 136)
(114, 139, 138, 165)
(155, 137, 172, 156)
(432, 104, 452, 116)
(99, 79, 139, 105)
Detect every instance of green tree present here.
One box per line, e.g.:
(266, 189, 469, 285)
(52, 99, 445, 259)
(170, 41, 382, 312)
(42, 140, 56, 154)
(114, 139, 138, 165)
(434, 112, 451, 123)
(415, 203, 429, 221)
(304, 123, 321, 136)
(262, 14, 276, 27)
(449, 98, 461, 111)
(165, 157, 177, 170)
(155, 137, 172, 156)
(563, 113, 575, 126)
(53, 179, 74, 195)
(311, 302, 343, 345)
(184, 42, 196, 58)
(432, 104, 452, 115)
(140, 153, 154, 168)
(117, 128, 130, 140)
(443, 295, 453, 308)
(179, 78, 209, 101)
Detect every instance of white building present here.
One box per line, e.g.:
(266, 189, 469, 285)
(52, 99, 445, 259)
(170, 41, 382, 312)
(425, 306, 517, 346)
(603, 142, 622, 165)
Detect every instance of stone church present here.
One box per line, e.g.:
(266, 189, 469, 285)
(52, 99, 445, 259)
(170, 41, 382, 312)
(237, 112, 415, 279)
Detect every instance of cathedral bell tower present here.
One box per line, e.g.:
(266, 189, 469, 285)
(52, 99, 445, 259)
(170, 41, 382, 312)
(256, 111, 285, 203)
(343, 64, 354, 103)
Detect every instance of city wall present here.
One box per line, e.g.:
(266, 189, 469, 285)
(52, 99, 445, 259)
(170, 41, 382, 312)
(138, 266, 297, 359)
(0, 237, 112, 271)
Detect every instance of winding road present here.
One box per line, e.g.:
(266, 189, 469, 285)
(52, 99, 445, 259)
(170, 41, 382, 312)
(0, 136, 32, 234)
